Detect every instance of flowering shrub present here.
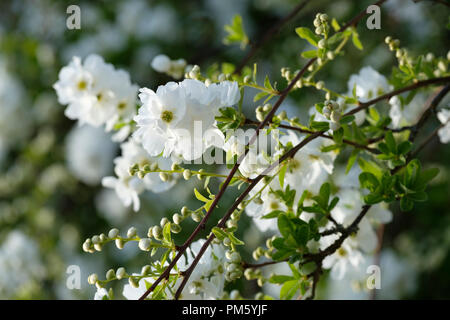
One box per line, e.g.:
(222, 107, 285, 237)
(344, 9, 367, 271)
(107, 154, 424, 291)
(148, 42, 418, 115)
(1, 0, 450, 300)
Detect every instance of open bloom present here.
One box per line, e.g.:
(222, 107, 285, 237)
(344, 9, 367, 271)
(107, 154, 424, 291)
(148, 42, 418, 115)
(54, 54, 138, 138)
(134, 79, 239, 161)
(342, 66, 392, 126)
(102, 137, 176, 211)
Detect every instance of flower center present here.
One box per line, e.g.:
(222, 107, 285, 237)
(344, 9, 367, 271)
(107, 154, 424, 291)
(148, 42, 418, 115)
(118, 102, 127, 110)
(161, 110, 174, 123)
(269, 201, 279, 210)
(337, 247, 347, 257)
(77, 80, 87, 90)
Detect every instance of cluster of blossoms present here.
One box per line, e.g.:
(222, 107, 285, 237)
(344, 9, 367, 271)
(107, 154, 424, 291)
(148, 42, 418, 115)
(53, 14, 449, 298)
(54, 54, 138, 141)
(134, 78, 239, 161)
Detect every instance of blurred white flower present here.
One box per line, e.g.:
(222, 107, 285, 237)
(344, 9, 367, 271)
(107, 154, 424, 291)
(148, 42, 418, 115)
(389, 93, 427, 129)
(65, 125, 117, 186)
(54, 54, 138, 132)
(343, 66, 392, 126)
(0, 231, 46, 298)
(437, 109, 450, 144)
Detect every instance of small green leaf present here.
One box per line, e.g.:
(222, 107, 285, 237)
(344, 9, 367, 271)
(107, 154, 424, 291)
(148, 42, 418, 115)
(301, 50, 318, 59)
(269, 275, 294, 284)
(295, 27, 321, 47)
(280, 280, 300, 300)
(163, 222, 172, 244)
(211, 227, 228, 241)
(194, 188, 209, 203)
(352, 31, 363, 50)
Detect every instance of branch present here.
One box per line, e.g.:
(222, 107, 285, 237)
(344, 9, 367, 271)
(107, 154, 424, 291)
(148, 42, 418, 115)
(344, 77, 450, 117)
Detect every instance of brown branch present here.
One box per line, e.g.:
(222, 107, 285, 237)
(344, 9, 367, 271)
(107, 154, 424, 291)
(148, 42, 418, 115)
(245, 119, 381, 154)
(234, 0, 311, 75)
(344, 77, 450, 117)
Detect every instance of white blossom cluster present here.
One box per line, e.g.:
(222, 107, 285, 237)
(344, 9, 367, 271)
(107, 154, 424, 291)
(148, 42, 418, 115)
(54, 54, 138, 141)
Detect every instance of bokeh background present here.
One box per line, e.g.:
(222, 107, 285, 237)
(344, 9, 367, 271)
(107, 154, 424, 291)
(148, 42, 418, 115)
(0, 0, 449, 299)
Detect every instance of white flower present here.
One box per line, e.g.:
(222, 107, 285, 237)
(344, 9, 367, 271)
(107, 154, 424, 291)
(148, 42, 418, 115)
(437, 109, 450, 143)
(175, 239, 227, 300)
(94, 288, 110, 300)
(65, 124, 117, 186)
(150, 54, 187, 79)
(322, 238, 365, 280)
(0, 231, 46, 298)
(389, 93, 427, 129)
(343, 66, 392, 126)
(134, 79, 239, 161)
(54, 54, 138, 130)
(151, 54, 172, 73)
(102, 137, 176, 211)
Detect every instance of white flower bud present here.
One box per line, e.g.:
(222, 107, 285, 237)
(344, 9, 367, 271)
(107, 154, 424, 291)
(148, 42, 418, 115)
(138, 238, 152, 251)
(330, 121, 340, 131)
(173, 213, 183, 225)
(91, 235, 100, 244)
(141, 265, 151, 275)
(116, 267, 126, 280)
(230, 252, 241, 263)
(152, 226, 162, 239)
(159, 172, 169, 182)
(159, 218, 169, 228)
(318, 39, 326, 49)
(183, 169, 192, 180)
(127, 227, 137, 239)
(115, 238, 125, 250)
(108, 228, 119, 239)
(88, 273, 98, 285)
(330, 110, 341, 123)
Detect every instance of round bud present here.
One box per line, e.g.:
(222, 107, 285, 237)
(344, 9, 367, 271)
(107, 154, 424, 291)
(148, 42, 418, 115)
(127, 227, 137, 239)
(320, 13, 328, 21)
(316, 81, 325, 90)
(171, 224, 182, 234)
(318, 39, 326, 49)
(129, 277, 140, 289)
(138, 238, 152, 251)
(115, 238, 125, 250)
(88, 273, 98, 285)
(106, 269, 115, 280)
(91, 235, 100, 244)
(141, 265, 151, 276)
(116, 267, 126, 280)
(223, 237, 231, 247)
(230, 252, 241, 263)
(181, 206, 189, 217)
(384, 36, 392, 44)
(159, 172, 169, 182)
(160, 217, 169, 228)
(326, 51, 335, 60)
(173, 213, 183, 225)
(183, 169, 191, 180)
(243, 75, 251, 83)
(191, 212, 202, 222)
(152, 226, 162, 239)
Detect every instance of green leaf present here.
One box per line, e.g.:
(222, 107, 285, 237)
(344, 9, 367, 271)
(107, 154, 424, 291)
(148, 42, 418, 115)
(227, 232, 245, 245)
(397, 141, 412, 155)
(331, 18, 340, 32)
(352, 31, 363, 50)
(294, 225, 309, 247)
(295, 27, 321, 47)
(340, 115, 355, 124)
(359, 172, 379, 192)
(223, 14, 249, 49)
(280, 280, 300, 300)
(163, 222, 171, 244)
(269, 275, 294, 284)
(400, 197, 414, 211)
(346, 149, 359, 173)
(333, 127, 344, 144)
(415, 167, 439, 189)
(277, 214, 293, 239)
(194, 188, 209, 203)
(279, 164, 287, 188)
(262, 210, 284, 219)
(385, 131, 397, 153)
(211, 227, 228, 241)
(253, 91, 269, 102)
(301, 50, 318, 59)
(358, 158, 383, 179)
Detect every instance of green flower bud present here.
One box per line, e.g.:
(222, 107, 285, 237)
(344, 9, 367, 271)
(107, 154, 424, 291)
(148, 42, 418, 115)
(181, 206, 189, 217)
(106, 269, 116, 280)
(171, 223, 182, 233)
(141, 265, 151, 276)
(223, 237, 231, 247)
(129, 277, 140, 288)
